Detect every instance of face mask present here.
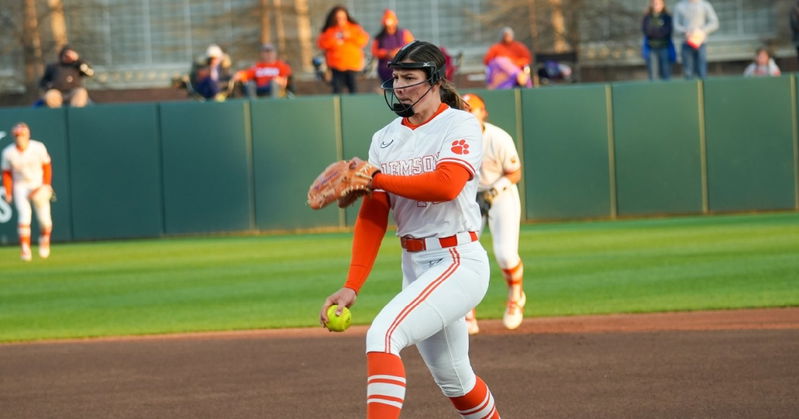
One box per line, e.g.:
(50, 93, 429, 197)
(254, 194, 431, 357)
(381, 76, 435, 118)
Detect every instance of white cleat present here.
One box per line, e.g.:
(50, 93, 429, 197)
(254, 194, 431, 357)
(502, 291, 526, 330)
(21, 246, 32, 262)
(465, 308, 480, 335)
(39, 236, 50, 259)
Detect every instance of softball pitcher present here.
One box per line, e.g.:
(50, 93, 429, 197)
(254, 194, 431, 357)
(320, 41, 500, 418)
(1, 123, 54, 261)
(462, 94, 526, 334)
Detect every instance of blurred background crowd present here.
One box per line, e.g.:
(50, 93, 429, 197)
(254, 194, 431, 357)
(0, 0, 796, 107)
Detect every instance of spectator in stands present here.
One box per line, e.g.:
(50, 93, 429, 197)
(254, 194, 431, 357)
(642, 0, 675, 80)
(39, 45, 93, 108)
(743, 47, 781, 77)
(372, 9, 414, 83)
(191, 44, 234, 101)
(673, 0, 719, 80)
(536, 60, 573, 85)
(317, 5, 369, 94)
(237, 43, 293, 98)
(483, 27, 533, 89)
(791, 1, 799, 58)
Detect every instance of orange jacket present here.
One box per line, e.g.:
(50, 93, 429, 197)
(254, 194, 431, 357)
(483, 41, 532, 68)
(317, 22, 370, 71)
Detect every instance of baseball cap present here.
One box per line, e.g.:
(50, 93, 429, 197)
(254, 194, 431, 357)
(11, 122, 30, 137)
(382, 9, 398, 26)
(206, 44, 223, 58)
(261, 43, 275, 52)
(463, 94, 486, 112)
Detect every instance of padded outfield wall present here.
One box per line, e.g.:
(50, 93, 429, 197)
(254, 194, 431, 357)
(0, 75, 796, 244)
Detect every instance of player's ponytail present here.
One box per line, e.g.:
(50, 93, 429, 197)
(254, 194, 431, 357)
(439, 78, 467, 111)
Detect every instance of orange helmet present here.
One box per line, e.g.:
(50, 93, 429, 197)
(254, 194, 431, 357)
(463, 93, 486, 112)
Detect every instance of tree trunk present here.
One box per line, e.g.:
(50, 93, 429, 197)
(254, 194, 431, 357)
(273, 0, 287, 53)
(549, 0, 569, 52)
(22, 0, 44, 95)
(260, 0, 272, 45)
(293, 0, 313, 72)
(47, 0, 69, 53)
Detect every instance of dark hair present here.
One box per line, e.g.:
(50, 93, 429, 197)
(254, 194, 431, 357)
(755, 47, 771, 57)
(390, 41, 466, 110)
(321, 5, 358, 33)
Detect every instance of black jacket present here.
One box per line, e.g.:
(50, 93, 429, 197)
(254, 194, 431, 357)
(39, 60, 94, 92)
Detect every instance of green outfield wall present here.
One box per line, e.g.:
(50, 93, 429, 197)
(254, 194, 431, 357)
(0, 75, 796, 244)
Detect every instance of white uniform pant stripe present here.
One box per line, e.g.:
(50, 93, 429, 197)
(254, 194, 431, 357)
(383, 248, 460, 352)
(457, 392, 496, 419)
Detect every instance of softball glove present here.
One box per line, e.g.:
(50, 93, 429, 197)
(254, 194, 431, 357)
(307, 157, 379, 210)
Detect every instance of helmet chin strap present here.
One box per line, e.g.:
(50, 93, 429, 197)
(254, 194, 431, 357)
(390, 84, 434, 118)
(383, 78, 436, 118)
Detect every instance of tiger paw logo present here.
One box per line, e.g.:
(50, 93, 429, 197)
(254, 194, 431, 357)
(450, 139, 470, 155)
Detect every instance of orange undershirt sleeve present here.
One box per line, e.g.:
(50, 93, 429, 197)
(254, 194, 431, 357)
(370, 162, 471, 202)
(2, 170, 12, 198)
(42, 163, 52, 185)
(343, 191, 390, 293)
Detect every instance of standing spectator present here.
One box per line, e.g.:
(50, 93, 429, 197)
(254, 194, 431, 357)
(461, 93, 526, 335)
(317, 5, 369, 94)
(483, 27, 533, 89)
(2, 123, 54, 261)
(236, 43, 293, 98)
(39, 45, 93, 108)
(190, 44, 234, 101)
(791, 1, 799, 58)
(743, 47, 781, 77)
(642, 0, 675, 80)
(673, 0, 719, 80)
(372, 9, 415, 83)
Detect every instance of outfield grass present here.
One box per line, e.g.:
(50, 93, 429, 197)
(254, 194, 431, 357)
(1, 212, 797, 342)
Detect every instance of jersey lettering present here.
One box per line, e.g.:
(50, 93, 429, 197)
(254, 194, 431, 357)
(381, 154, 437, 176)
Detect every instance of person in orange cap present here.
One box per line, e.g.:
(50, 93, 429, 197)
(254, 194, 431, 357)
(371, 9, 415, 82)
(317, 5, 370, 94)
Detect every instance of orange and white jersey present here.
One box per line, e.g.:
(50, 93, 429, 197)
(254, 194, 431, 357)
(478, 122, 521, 192)
(369, 105, 483, 238)
(1, 140, 51, 188)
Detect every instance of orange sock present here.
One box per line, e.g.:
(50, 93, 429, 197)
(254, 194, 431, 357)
(39, 227, 51, 247)
(501, 261, 524, 288)
(367, 351, 406, 419)
(449, 376, 500, 419)
(18, 224, 31, 248)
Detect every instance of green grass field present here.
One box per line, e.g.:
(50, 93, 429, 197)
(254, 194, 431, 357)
(1, 212, 798, 343)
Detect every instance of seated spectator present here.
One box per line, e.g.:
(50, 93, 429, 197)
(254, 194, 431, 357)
(743, 48, 781, 77)
(39, 45, 94, 108)
(236, 44, 293, 98)
(190, 44, 234, 101)
(537, 60, 573, 85)
(484, 27, 533, 89)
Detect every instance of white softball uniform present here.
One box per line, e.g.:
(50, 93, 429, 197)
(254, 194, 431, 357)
(478, 122, 522, 270)
(364, 106, 491, 397)
(1, 140, 53, 228)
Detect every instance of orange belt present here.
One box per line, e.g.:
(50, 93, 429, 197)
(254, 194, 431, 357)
(400, 231, 479, 252)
